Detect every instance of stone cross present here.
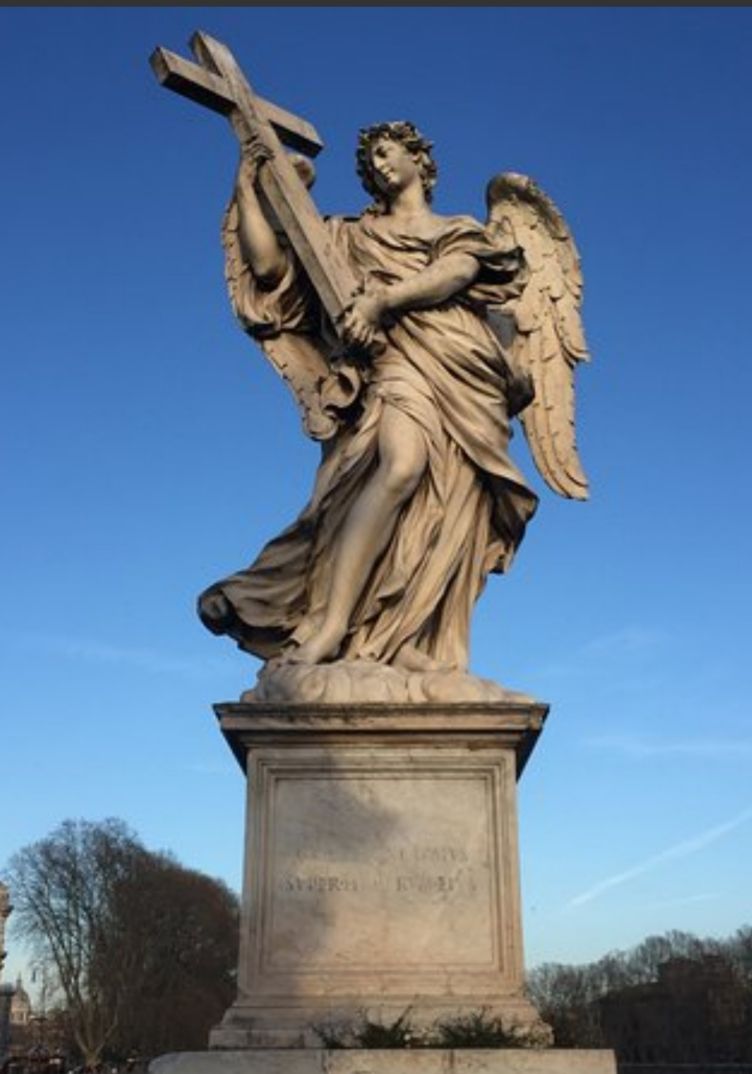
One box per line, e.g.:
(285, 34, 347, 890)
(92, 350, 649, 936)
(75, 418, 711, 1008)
(149, 32, 359, 331)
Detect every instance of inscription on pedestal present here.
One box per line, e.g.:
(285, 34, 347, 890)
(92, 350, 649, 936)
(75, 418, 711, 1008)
(277, 843, 475, 897)
(256, 761, 506, 973)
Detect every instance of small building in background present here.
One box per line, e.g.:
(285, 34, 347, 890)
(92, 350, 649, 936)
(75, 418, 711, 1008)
(9, 979, 32, 1032)
(600, 955, 750, 1064)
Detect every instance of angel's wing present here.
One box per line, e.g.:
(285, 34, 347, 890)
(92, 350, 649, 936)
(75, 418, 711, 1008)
(222, 165, 360, 443)
(486, 172, 590, 500)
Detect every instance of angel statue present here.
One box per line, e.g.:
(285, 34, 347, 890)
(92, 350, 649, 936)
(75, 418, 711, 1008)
(198, 120, 590, 704)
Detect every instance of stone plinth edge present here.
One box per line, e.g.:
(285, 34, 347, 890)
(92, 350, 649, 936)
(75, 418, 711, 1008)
(215, 700, 549, 777)
(150, 1048, 617, 1074)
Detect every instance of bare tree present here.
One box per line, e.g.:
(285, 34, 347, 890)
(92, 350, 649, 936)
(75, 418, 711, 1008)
(527, 961, 606, 1046)
(105, 849, 238, 1057)
(4, 819, 238, 1065)
(727, 924, 752, 984)
(622, 929, 716, 984)
(527, 926, 752, 1060)
(5, 819, 142, 1065)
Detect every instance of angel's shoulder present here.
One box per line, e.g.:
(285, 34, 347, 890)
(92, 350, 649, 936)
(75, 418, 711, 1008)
(435, 212, 484, 234)
(429, 213, 499, 259)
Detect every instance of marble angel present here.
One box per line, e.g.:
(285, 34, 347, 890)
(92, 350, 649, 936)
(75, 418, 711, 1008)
(198, 120, 591, 703)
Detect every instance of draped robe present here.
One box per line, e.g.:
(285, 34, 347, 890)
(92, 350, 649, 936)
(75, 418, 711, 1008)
(198, 209, 539, 671)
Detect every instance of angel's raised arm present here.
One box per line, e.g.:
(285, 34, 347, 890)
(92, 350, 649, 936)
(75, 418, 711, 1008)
(234, 137, 288, 288)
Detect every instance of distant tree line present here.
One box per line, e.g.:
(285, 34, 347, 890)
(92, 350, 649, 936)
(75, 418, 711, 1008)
(3, 819, 238, 1068)
(528, 926, 752, 1064)
(6, 819, 752, 1068)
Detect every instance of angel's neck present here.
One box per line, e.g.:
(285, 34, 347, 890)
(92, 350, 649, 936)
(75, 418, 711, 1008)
(386, 184, 430, 220)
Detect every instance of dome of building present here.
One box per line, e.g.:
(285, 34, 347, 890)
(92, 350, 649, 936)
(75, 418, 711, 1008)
(10, 975, 32, 1025)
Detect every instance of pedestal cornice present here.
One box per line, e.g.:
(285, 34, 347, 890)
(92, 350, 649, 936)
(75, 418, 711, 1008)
(215, 700, 549, 778)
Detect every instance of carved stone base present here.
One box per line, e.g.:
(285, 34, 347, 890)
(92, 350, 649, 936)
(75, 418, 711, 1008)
(210, 700, 550, 1049)
(150, 1049, 618, 1074)
(247, 659, 536, 705)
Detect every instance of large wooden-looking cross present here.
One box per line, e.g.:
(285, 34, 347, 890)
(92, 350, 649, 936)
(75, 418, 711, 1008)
(150, 32, 359, 332)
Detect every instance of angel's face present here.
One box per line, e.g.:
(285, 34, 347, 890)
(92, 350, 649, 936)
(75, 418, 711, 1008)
(369, 137, 421, 199)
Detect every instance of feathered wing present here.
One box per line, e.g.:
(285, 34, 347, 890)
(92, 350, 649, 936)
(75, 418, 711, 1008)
(486, 172, 591, 500)
(222, 198, 359, 442)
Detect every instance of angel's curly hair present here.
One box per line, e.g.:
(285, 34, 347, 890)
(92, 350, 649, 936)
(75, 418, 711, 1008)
(356, 121, 437, 212)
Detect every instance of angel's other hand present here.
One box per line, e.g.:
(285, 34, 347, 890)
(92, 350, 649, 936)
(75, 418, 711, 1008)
(346, 287, 388, 331)
(340, 307, 376, 351)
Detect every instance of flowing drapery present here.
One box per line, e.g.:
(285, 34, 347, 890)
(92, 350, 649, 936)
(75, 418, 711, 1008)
(199, 211, 538, 671)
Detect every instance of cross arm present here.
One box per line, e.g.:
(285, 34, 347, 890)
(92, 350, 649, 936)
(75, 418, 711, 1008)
(149, 46, 324, 158)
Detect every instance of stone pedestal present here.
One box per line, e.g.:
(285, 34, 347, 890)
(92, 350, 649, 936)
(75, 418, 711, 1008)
(210, 700, 550, 1049)
(151, 1048, 617, 1074)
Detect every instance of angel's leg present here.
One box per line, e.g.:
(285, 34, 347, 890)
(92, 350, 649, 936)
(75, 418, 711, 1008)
(286, 403, 427, 664)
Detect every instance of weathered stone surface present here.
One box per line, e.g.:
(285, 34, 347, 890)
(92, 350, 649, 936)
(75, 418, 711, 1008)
(215, 702, 547, 775)
(150, 1049, 617, 1074)
(209, 702, 549, 1049)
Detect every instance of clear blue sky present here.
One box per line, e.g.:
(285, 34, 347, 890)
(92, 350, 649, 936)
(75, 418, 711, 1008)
(3, 7, 752, 985)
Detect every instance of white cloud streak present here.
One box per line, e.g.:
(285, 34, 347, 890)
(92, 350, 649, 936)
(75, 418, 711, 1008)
(584, 735, 752, 759)
(579, 627, 667, 657)
(185, 761, 234, 775)
(16, 632, 236, 679)
(643, 892, 720, 911)
(567, 807, 752, 909)
(535, 626, 667, 683)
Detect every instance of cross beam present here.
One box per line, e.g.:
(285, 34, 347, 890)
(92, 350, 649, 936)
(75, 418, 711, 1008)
(150, 45, 323, 158)
(149, 32, 359, 332)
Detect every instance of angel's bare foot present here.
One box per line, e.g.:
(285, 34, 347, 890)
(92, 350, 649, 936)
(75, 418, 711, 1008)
(394, 643, 450, 673)
(282, 620, 347, 665)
